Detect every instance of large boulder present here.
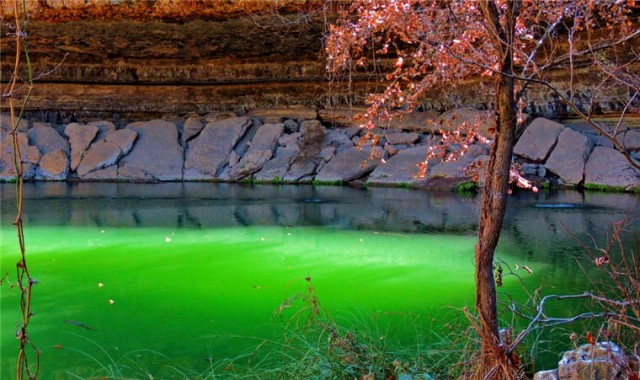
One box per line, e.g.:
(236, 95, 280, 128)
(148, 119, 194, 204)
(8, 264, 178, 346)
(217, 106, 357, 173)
(27, 124, 70, 155)
(37, 149, 69, 180)
(181, 116, 204, 145)
(184, 117, 252, 180)
(254, 145, 299, 182)
(282, 121, 328, 182)
(228, 122, 284, 180)
(0, 130, 40, 180)
(315, 146, 385, 183)
(119, 120, 183, 181)
(514, 118, 564, 162)
(87, 120, 117, 141)
(64, 123, 98, 171)
(0, 114, 28, 132)
(624, 128, 640, 151)
(83, 165, 118, 180)
(298, 120, 327, 154)
(323, 129, 355, 154)
(584, 146, 640, 189)
(545, 128, 593, 185)
(77, 141, 123, 177)
(368, 146, 428, 185)
(105, 129, 137, 155)
(284, 156, 318, 182)
(558, 342, 627, 379)
(427, 144, 488, 181)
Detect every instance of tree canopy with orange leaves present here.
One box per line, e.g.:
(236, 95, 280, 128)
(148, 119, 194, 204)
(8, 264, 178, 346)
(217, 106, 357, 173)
(327, 1, 639, 378)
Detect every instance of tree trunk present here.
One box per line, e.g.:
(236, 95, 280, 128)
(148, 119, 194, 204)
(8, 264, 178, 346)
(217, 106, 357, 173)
(476, 2, 520, 378)
(475, 69, 517, 377)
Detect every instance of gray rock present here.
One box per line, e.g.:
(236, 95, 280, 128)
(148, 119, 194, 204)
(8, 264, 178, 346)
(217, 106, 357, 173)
(229, 123, 284, 180)
(280, 121, 328, 182)
(320, 146, 336, 162)
(64, 123, 99, 171)
(0, 114, 28, 132)
(283, 119, 299, 133)
(384, 143, 398, 156)
(184, 117, 252, 180)
(545, 128, 593, 185)
(514, 118, 564, 162)
(586, 134, 614, 148)
(324, 129, 354, 154)
(105, 129, 137, 156)
(254, 145, 299, 182)
(369, 146, 428, 185)
(83, 165, 118, 180)
(37, 149, 69, 180)
(385, 132, 420, 145)
(228, 150, 240, 167)
(284, 157, 318, 182)
(0, 130, 40, 180)
(230, 150, 274, 180)
(532, 369, 559, 380)
(558, 342, 627, 380)
(181, 116, 204, 145)
(279, 132, 301, 147)
(315, 146, 386, 183)
(522, 163, 539, 176)
(28, 124, 70, 155)
(624, 129, 640, 151)
(246, 123, 285, 151)
(585, 146, 640, 189)
(87, 120, 116, 141)
(120, 120, 183, 181)
(77, 141, 122, 177)
(428, 144, 487, 180)
(299, 120, 327, 155)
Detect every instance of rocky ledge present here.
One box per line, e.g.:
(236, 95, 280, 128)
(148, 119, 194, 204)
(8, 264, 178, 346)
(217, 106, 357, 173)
(1, 107, 639, 192)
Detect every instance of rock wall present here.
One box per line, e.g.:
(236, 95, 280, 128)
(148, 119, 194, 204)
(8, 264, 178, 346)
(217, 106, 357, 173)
(1, 1, 637, 121)
(2, 109, 639, 191)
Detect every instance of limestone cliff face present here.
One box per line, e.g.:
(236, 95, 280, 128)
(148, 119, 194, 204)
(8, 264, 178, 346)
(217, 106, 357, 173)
(1, 0, 638, 122)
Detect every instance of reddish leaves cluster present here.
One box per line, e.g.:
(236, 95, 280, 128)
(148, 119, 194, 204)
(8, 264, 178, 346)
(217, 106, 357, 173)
(327, 0, 637, 186)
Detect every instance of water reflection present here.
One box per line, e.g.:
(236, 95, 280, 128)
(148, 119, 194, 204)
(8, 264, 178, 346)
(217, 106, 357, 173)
(2, 183, 638, 238)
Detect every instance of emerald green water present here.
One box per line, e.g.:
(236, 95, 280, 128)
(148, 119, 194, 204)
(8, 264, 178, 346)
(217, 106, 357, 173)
(1, 183, 638, 378)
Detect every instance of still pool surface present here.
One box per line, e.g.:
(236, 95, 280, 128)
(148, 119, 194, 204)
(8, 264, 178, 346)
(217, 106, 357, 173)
(1, 183, 638, 378)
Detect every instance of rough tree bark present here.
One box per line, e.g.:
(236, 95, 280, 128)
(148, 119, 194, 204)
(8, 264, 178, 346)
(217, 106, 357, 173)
(475, 1, 520, 378)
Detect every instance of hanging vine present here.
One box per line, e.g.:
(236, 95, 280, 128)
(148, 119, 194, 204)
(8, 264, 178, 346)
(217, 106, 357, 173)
(2, 0, 39, 378)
